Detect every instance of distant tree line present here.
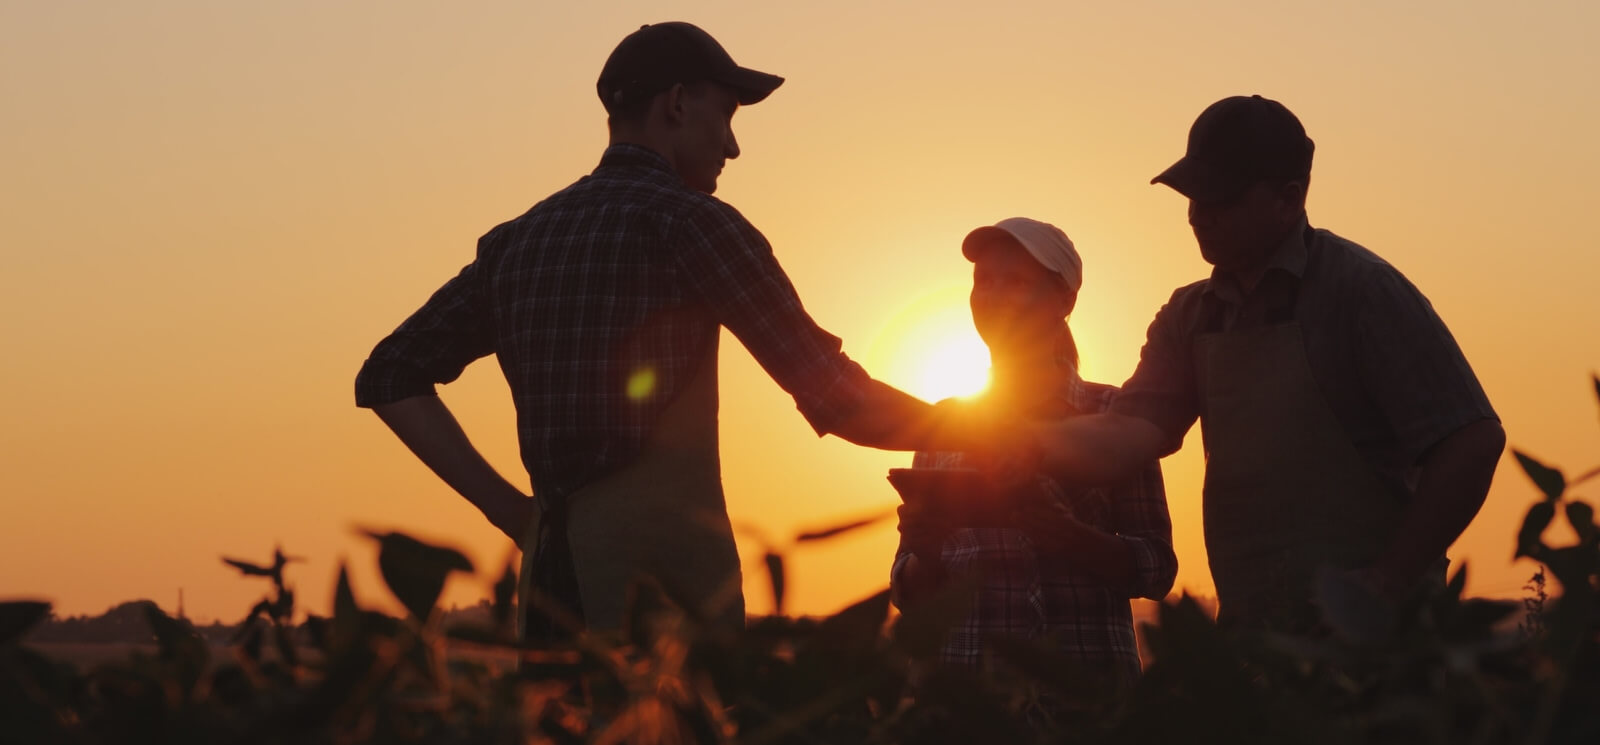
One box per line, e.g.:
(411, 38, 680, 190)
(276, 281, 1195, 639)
(22, 598, 495, 646)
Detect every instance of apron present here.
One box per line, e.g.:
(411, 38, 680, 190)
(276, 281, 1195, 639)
(1196, 320, 1418, 630)
(518, 339, 744, 637)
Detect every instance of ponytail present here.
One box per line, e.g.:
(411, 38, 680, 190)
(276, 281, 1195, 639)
(1056, 321, 1080, 372)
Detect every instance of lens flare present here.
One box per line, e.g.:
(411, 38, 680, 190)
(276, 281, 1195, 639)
(626, 367, 657, 400)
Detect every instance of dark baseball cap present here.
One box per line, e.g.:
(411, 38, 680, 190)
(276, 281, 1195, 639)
(597, 22, 784, 112)
(1151, 95, 1315, 203)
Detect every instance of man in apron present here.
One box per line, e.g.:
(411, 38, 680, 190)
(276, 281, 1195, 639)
(1024, 95, 1505, 631)
(354, 22, 1000, 641)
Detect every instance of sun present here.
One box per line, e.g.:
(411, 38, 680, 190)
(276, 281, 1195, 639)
(864, 286, 991, 403)
(910, 333, 991, 401)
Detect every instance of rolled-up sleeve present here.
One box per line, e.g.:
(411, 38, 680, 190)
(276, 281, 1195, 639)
(1108, 459, 1178, 601)
(354, 262, 496, 408)
(1353, 265, 1498, 465)
(672, 200, 869, 435)
(1110, 290, 1203, 457)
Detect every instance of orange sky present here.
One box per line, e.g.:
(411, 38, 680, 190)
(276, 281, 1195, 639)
(3, 1, 1598, 623)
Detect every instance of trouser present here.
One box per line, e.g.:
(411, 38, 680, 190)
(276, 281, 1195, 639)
(522, 499, 584, 644)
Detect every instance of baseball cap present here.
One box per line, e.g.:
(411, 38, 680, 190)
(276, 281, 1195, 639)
(962, 218, 1083, 295)
(597, 22, 784, 112)
(1151, 95, 1315, 203)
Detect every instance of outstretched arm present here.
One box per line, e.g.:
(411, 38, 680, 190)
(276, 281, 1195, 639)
(370, 395, 535, 544)
(1032, 411, 1169, 486)
(826, 381, 1031, 454)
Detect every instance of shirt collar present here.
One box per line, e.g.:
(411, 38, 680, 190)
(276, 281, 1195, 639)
(596, 143, 678, 177)
(1204, 215, 1311, 304)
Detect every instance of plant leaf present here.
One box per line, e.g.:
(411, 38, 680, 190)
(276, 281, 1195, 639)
(239, 620, 264, 662)
(623, 576, 677, 650)
(302, 614, 330, 652)
(274, 623, 300, 668)
(143, 602, 210, 697)
(891, 574, 979, 658)
(794, 510, 895, 542)
(1516, 501, 1556, 559)
(333, 564, 359, 621)
(986, 634, 1106, 697)
(221, 556, 275, 577)
(1446, 561, 1469, 601)
(272, 587, 295, 622)
(1542, 546, 1596, 590)
(363, 530, 475, 621)
(1566, 500, 1597, 545)
(0, 601, 51, 645)
(1570, 465, 1600, 488)
(492, 560, 517, 635)
(1514, 450, 1566, 502)
(1453, 598, 1519, 634)
(814, 588, 890, 657)
(763, 551, 785, 617)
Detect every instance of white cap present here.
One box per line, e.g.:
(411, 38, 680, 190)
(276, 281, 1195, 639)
(961, 217, 1082, 295)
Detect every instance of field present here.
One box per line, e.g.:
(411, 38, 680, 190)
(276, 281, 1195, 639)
(3, 381, 1597, 744)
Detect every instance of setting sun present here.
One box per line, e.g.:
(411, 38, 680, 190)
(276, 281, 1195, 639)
(909, 333, 991, 401)
(866, 286, 992, 403)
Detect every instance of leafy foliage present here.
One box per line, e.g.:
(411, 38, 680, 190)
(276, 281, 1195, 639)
(2, 378, 1598, 743)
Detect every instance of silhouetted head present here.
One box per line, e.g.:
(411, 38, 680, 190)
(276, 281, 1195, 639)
(962, 218, 1080, 367)
(1152, 95, 1314, 273)
(597, 22, 784, 194)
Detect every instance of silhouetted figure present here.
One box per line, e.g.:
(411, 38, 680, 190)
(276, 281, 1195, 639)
(354, 22, 1002, 641)
(1024, 96, 1504, 632)
(890, 219, 1176, 689)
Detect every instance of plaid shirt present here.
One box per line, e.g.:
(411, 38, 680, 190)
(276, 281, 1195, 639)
(355, 144, 869, 504)
(892, 366, 1177, 682)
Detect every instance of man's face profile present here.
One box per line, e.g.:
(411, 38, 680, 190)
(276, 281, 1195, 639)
(1187, 179, 1304, 272)
(673, 83, 742, 194)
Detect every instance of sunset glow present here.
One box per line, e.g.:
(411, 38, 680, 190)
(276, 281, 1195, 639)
(2, 1, 1596, 623)
(866, 286, 991, 403)
(913, 334, 992, 403)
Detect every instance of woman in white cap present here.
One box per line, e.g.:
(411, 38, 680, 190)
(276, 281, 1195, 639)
(890, 218, 1178, 691)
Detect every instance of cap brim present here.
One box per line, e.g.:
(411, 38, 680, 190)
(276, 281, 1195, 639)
(1151, 157, 1249, 203)
(716, 67, 785, 105)
(961, 225, 1021, 262)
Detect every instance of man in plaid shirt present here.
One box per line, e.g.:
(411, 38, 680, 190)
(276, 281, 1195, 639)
(355, 23, 997, 639)
(891, 219, 1177, 685)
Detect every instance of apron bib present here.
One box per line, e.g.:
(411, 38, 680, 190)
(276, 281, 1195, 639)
(519, 340, 744, 636)
(1197, 321, 1407, 630)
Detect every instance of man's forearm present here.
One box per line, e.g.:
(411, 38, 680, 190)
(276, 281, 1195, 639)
(370, 395, 532, 540)
(1373, 418, 1505, 584)
(1034, 413, 1168, 486)
(827, 381, 960, 452)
